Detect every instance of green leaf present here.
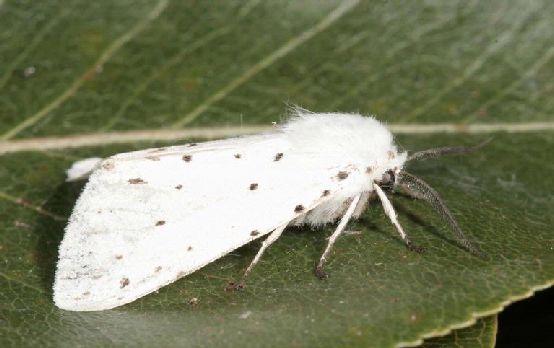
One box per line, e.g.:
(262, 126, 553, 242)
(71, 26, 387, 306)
(1, 1, 553, 347)
(422, 316, 497, 348)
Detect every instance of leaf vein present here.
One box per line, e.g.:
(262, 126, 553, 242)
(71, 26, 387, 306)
(0, 0, 170, 140)
(405, 5, 537, 121)
(0, 271, 45, 294)
(171, 0, 361, 128)
(0, 190, 66, 222)
(1, 122, 553, 155)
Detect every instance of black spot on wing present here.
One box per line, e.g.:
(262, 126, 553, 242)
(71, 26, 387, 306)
(274, 153, 283, 161)
(128, 178, 146, 184)
(337, 171, 349, 180)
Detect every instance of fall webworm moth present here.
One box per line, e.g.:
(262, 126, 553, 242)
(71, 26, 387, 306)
(54, 108, 485, 311)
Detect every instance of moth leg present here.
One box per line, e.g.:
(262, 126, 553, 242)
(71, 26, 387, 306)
(228, 223, 288, 290)
(373, 183, 425, 253)
(352, 191, 373, 219)
(315, 193, 362, 279)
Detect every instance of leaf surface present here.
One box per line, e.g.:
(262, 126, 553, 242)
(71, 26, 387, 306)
(422, 315, 497, 348)
(1, 0, 553, 347)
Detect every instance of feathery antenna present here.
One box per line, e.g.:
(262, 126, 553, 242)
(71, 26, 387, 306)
(398, 171, 486, 258)
(407, 138, 491, 162)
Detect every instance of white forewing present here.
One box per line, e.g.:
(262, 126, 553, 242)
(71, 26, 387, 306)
(66, 157, 103, 182)
(55, 135, 351, 311)
(54, 111, 407, 311)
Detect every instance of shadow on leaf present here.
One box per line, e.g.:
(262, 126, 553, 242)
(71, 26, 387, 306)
(33, 181, 85, 294)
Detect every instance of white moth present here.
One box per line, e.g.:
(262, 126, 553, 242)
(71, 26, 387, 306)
(54, 109, 484, 311)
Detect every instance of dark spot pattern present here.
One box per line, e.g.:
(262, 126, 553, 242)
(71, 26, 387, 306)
(155, 220, 166, 226)
(322, 190, 331, 197)
(102, 162, 114, 170)
(366, 167, 373, 174)
(182, 154, 192, 162)
(120, 278, 130, 288)
(294, 205, 305, 213)
(115, 255, 123, 260)
(234, 153, 241, 159)
(337, 171, 349, 180)
(250, 230, 260, 236)
(155, 266, 162, 272)
(274, 153, 283, 161)
(249, 183, 258, 190)
(83, 291, 90, 296)
(188, 143, 197, 147)
(187, 246, 193, 251)
(128, 178, 146, 184)
(175, 184, 183, 190)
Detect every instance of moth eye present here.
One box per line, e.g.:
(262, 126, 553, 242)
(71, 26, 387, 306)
(379, 170, 396, 189)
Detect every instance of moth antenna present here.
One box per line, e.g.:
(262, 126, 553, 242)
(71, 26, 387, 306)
(397, 171, 486, 258)
(407, 138, 491, 162)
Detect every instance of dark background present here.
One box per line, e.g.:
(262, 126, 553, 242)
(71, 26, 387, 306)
(497, 287, 553, 347)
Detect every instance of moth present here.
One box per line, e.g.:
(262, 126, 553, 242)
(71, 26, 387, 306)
(54, 109, 485, 311)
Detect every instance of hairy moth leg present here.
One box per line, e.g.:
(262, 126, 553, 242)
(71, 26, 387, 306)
(228, 223, 288, 290)
(315, 193, 362, 279)
(374, 183, 424, 253)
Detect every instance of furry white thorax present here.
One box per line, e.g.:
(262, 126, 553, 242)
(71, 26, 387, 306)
(284, 110, 406, 225)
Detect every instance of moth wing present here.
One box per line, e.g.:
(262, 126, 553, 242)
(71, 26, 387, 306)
(54, 135, 352, 311)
